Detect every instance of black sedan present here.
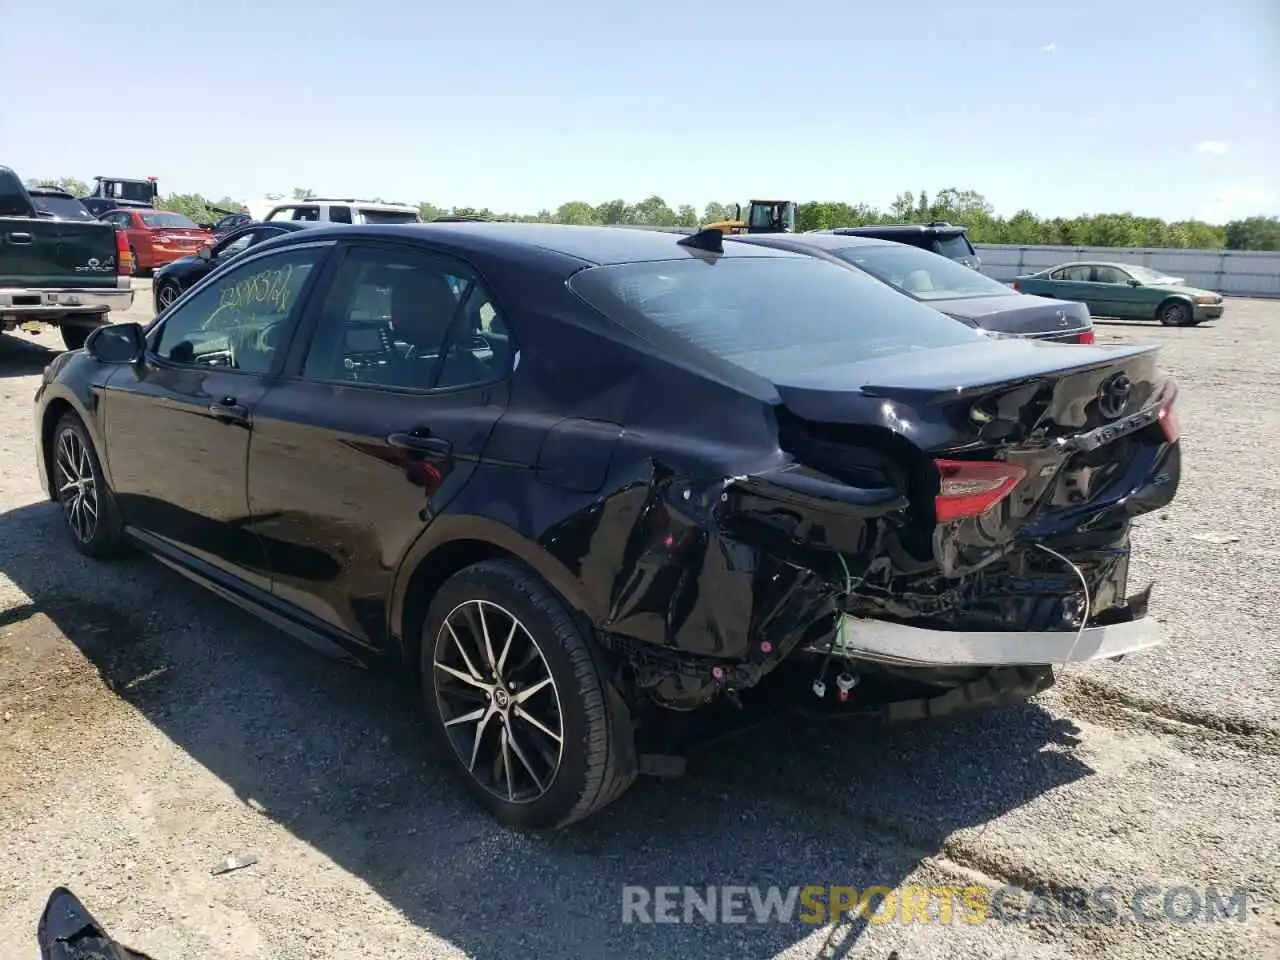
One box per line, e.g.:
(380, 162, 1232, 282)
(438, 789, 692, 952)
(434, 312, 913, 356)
(150, 220, 316, 313)
(34, 222, 1180, 829)
(730, 232, 1095, 343)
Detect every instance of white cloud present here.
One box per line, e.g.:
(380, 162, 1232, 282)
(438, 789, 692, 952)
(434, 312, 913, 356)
(1040, 42, 1057, 52)
(1193, 141, 1230, 155)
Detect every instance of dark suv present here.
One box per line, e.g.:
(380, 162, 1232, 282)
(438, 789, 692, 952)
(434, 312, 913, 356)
(813, 222, 980, 269)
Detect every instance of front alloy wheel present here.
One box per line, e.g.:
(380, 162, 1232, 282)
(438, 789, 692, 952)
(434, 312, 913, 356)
(433, 599, 565, 803)
(156, 281, 181, 310)
(55, 426, 99, 544)
(51, 413, 125, 558)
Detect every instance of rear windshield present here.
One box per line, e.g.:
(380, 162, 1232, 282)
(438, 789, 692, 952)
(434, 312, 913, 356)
(357, 208, 420, 224)
(834, 244, 1011, 301)
(568, 256, 982, 380)
(30, 193, 95, 221)
(934, 233, 976, 258)
(140, 212, 197, 229)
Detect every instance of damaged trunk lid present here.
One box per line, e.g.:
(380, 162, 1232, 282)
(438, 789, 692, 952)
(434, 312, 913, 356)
(768, 339, 1180, 577)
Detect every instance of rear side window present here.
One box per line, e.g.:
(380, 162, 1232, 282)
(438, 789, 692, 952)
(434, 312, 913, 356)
(934, 234, 975, 259)
(328, 205, 353, 223)
(568, 256, 981, 380)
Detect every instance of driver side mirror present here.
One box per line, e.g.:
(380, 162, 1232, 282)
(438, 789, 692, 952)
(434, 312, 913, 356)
(1126, 278, 1142, 286)
(85, 322, 145, 363)
(197, 245, 213, 261)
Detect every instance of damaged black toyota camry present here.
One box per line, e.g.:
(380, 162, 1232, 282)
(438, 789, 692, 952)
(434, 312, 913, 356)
(33, 222, 1181, 830)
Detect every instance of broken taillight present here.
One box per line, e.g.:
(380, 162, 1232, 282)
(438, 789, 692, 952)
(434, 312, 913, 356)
(1077, 329, 1095, 344)
(934, 459, 1028, 522)
(1156, 380, 1179, 443)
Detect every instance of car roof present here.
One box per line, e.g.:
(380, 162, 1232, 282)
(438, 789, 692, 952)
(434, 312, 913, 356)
(729, 233, 901, 253)
(29, 186, 76, 197)
(820, 223, 969, 237)
(260, 221, 808, 266)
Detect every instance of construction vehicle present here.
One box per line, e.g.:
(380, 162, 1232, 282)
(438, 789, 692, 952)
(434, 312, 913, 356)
(79, 176, 160, 217)
(702, 200, 796, 235)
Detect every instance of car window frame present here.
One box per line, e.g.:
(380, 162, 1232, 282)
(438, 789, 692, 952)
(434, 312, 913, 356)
(142, 239, 339, 378)
(211, 226, 259, 260)
(279, 238, 518, 397)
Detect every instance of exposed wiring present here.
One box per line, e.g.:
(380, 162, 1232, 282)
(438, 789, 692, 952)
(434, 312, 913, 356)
(1034, 542, 1092, 665)
(814, 553, 860, 697)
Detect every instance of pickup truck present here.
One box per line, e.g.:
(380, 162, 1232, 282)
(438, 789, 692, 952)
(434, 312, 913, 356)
(1, 165, 133, 351)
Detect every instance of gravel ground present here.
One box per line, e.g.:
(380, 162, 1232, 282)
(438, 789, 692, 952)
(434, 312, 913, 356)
(1, 288, 1277, 960)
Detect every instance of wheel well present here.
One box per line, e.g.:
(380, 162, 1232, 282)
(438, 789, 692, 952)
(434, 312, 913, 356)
(398, 538, 518, 677)
(40, 398, 76, 501)
(1157, 296, 1191, 315)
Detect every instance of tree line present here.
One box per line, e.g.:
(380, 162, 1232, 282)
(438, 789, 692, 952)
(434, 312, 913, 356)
(26, 178, 1280, 251)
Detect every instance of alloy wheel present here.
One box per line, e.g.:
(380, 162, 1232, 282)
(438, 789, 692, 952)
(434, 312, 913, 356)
(158, 283, 179, 308)
(55, 428, 98, 544)
(433, 599, 565, 804)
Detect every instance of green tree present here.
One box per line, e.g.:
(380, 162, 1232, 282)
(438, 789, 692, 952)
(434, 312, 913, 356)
(1224, 216, 1280, 251)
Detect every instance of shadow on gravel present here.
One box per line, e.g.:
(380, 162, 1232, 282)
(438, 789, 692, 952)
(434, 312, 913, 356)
(1, 500, 1091, 960)
(0, 332, 59, 379)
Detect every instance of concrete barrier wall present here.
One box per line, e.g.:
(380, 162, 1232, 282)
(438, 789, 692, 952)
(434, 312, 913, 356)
(975, 244, 1280, 298)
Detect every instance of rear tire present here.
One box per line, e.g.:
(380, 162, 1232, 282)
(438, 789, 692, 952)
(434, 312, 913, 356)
(50, 412, 126, 559)
(1157, 299, 1193, 326)
(420, 559, 637, 830)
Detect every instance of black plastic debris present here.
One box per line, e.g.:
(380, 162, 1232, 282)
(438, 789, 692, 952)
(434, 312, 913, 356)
(38, 887, 155, 960)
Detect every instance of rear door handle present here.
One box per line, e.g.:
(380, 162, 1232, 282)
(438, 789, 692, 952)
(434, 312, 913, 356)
(208, 398, 250, 424)
(387, 432, 452, 457)
(6, 232, 34, 244)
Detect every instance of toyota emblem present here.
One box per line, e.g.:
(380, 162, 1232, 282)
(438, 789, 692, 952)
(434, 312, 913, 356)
(1097, 373, 1132, 420)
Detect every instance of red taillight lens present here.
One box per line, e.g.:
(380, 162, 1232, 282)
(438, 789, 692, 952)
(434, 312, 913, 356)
(934, 459, 1028, 522)
(1157, 381, 1179, 443)
(1077, 328, 1095, 344)
(1011, 280, 1020, 291)
(115, 229, 132, 275)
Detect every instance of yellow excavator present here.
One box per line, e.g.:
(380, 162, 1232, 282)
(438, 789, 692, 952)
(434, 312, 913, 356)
(702, 199, 797, 235)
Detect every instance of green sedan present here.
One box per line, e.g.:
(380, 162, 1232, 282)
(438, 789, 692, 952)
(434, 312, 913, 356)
(1013, 261, 1225, 326)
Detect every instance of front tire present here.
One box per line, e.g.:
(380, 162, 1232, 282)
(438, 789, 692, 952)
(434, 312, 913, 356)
(155, 279, 181, 311)
(51, 412, 126, 558)
(1157, 299, 1193, 326)
(420, 560, 637, 830)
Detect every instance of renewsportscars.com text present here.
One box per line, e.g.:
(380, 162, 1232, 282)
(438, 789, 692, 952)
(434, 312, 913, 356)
(621, 884, 1250, 926)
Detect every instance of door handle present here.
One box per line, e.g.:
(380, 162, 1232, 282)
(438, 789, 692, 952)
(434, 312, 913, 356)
(6, 232, 34, 244)
(208, 398, 250, 423)
(387, 432, 452, 457)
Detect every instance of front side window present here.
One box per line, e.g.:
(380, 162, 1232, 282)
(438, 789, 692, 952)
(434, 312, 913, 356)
(300, 245, 510, 390)
(152, 248, 321, 373)
(1094, 265, 1132, 284)
(833, 244, 1012, 301)
(291, 206, 320, 222)
(30, 194, 95, 220)
(569, 255, 981, 381)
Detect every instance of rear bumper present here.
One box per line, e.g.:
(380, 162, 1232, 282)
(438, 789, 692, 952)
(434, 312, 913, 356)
(0, 284, 133, 322)
(830, 613, 1163, 667)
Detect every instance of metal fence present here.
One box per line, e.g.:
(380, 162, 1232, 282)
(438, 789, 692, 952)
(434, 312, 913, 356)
(974, 244, 1280, 299)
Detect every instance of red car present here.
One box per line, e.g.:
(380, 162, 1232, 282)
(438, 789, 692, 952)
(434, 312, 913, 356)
(99, 208, 213, 273)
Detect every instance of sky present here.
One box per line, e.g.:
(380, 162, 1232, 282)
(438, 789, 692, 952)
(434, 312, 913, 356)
(2, 0, 1277, 223)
